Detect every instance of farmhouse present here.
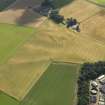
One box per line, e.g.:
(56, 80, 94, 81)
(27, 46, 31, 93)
(66, 18, 80, 32)
(100, 84, 105, 94)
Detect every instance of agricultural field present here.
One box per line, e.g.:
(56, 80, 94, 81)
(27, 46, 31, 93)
(0, 23, 35, 64)
(0, 0, 45, 27)
(0, 0, 105, 105)
(89, 0, 105, 5)
(0, 58, 50, 100)
(0, 91, 19, 105)
(20, 63, 80, 105)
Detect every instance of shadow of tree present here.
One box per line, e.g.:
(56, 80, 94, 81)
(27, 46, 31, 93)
(6, 0, 74, 26)
(87, 0, 105, 8)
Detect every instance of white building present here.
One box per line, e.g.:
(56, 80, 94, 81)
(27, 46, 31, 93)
(90, 89, 97, 94)
(99, 101, 105, 105)
(91, 81, 98, 87)
(98, 75, 105, 80)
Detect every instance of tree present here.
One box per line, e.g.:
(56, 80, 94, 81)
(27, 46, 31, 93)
(49, 9, 64, 24)
(41, 0, 54, 8)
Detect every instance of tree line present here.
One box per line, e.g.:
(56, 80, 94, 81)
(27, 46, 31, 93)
(77, 61, 105, 105)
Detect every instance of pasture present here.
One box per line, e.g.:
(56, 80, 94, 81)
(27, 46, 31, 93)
(0, 91, 19, 105)
(0, 23, 35, 64)
(89, 0, 105, 5)
(20, 63, 80, 105)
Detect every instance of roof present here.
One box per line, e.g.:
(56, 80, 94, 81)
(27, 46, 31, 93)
(91, 90, 97, 94)
(98, 75, 105, 80)
(91, 81, 98, 86)
(100, 84, 105, 94)
(99, 101, 105, 105)
(90, 96, 97, 103)
(100, 78, 105, 84)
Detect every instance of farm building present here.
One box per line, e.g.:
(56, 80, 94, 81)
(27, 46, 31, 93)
(99, 78, 105, 84)
(91, 81, 98, 87)
(90, 89, 97, 95)
(98, 75, 105, 80)
(100, 84, 105, 94)
(99, 101, 105, 105)
(90, 96, 97, 103)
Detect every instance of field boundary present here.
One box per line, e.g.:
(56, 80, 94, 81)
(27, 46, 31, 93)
(19, 59, 52, 100)
(87, 0, 105, 8)
(0, 90, 19, 102)
(0, 26, 36, 65)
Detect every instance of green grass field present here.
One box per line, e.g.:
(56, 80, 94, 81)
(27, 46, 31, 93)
(90, 0, 105, 5)
(54, 0, 73, 8)
(20, 63, 80, 105)
(96, 0, 105, 4)
(0, 23, 35, 64)
(0, 0, 16, 11)
(0, 91, 19, 105)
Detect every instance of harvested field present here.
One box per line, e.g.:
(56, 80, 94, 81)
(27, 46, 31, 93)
(0, 59, 51, 100)
(81, 9, 105, 44)
(60, 0, 102, 21)
(7, 19, 105, 66)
